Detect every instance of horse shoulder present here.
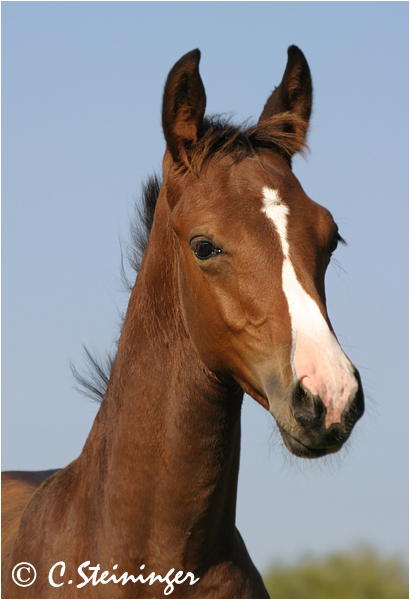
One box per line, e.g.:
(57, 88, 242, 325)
(193, 527, 269, 598)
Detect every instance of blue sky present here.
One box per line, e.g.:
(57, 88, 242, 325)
(2, 2, 408, 573)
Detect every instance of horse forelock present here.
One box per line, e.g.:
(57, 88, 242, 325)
(186, 113, 309, 175)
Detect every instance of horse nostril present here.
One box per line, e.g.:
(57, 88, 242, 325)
(291, 384, 326, 429)
(342, 371, 365, 424)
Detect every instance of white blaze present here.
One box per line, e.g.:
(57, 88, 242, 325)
(261, 186, 357, 428)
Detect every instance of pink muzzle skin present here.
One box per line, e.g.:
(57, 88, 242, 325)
(292, 330, 359, 429)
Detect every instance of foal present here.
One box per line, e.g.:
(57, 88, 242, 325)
(2, 46, 364, 599)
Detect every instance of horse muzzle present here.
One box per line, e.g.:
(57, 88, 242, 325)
(279, 370, 364, 458)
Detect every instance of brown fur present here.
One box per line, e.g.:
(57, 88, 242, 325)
(2, 47, 363, 599)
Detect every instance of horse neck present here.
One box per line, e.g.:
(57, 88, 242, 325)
(77, 188, 244, 569)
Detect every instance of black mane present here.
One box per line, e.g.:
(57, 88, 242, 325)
(71, 173, 161, 402)
(121, 173, 161, 289)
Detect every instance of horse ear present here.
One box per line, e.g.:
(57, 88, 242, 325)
(162, 49, 206, 165)
(258, 46, 312, 157)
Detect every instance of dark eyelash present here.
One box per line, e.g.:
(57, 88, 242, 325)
(336, 233, 347, 246)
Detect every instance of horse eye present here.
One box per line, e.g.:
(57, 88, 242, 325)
(192, 241, 221, 260)
(329, 232, 345, 254)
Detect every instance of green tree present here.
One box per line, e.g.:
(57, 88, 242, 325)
(264, 547, 408, 599)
